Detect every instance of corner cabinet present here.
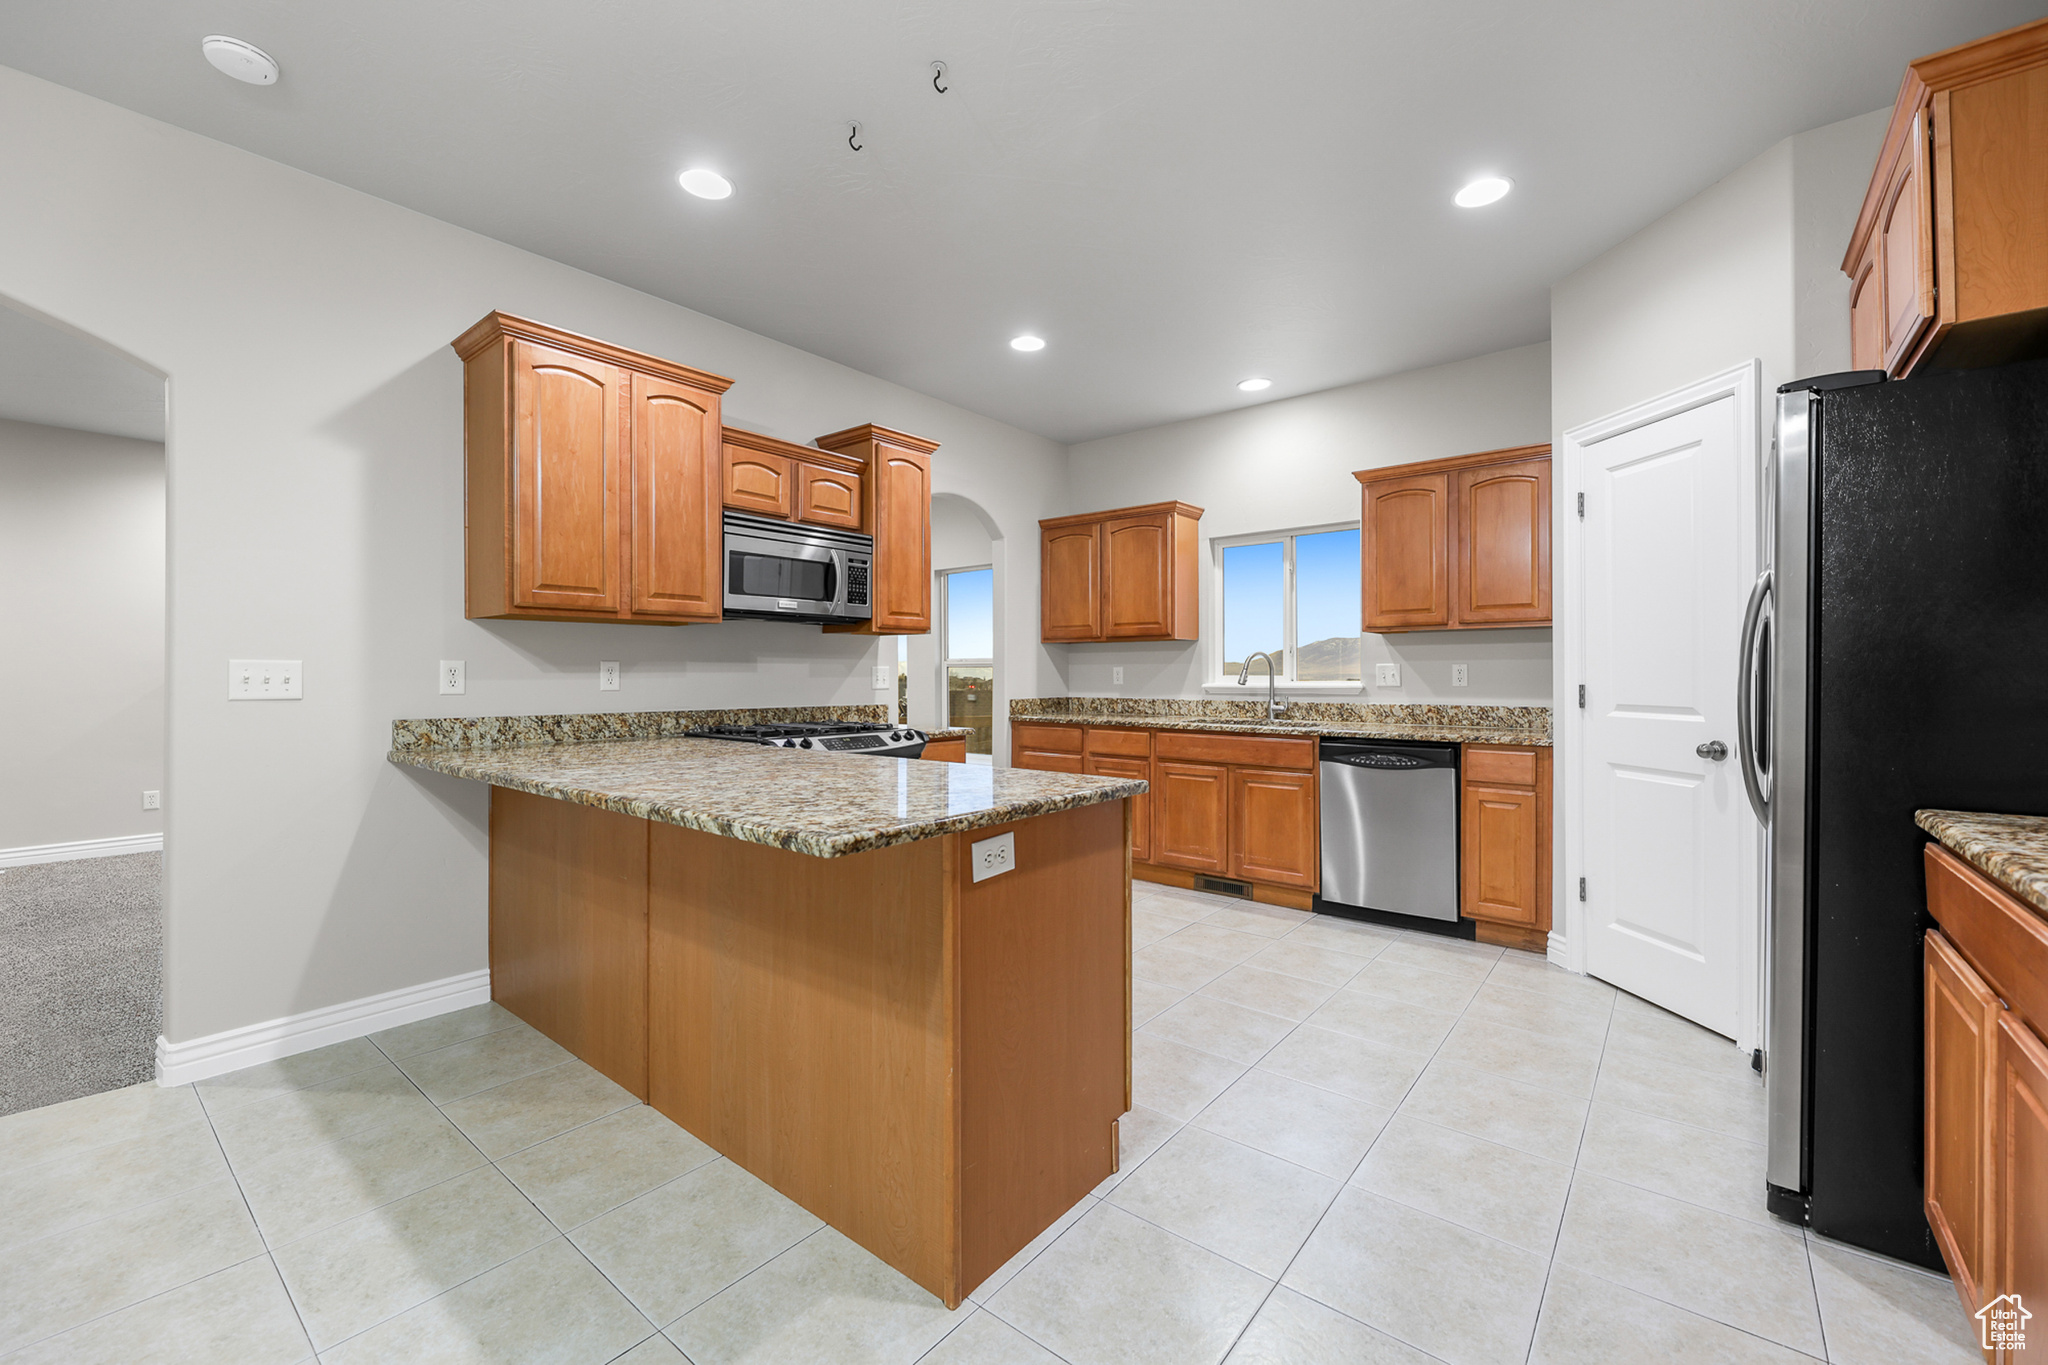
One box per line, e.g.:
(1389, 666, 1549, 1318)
(1039, 502, 1203, 643)
(1846, 17, 2048, 375)
(1460, 743, 1552, 953)
(456, 312, 732, 625)
(1356, 446, 1550, 634)
(1922, 842, 2048, 1335)
(817, 425, 941, 636)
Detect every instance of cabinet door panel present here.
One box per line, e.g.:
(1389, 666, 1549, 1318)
(1925, 930, 1997, 1309)
(1086, 754, 1152, 864)
(1849, 234, 1886, 372)
(1454, 459, 1550, 625)
(797, 462, 862, 530)
(1041, 524, 1103, 641)
(630, 373, 721, 620)
(873, 451, 932, 633)
(513, 342, 624, 612)
(1461, 780, 1538, 925)
(1228, 767, 1317, 889)
(725, 448, 794, 518)
(1993, 1012, 2048, 1334)
(1151, 761, 1229, 874)
(1362, 473, 1449, 631)
(1102, 514, 1174, 639)
(1880, 110, 1935, 375)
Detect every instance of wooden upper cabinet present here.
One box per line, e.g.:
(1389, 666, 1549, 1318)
(1847, 17, 2048, 375)
(1038, 502, 1202, 643)
(723, 435, 795, 519)
(1456, 458, 1551, 625)
(796, 460, 863, 530)
(1356, 446, 1550, 634)
(630, 372, 722, 621)
(456, 312, 732, 624)
(1924, 930, 1997, 1311)
(1228, 767, 1317, 889)
(817, 425, 940, 636)
(1041, 523, 1102, 641)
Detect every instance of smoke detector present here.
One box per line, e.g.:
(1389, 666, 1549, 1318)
(202, 36, 279, 85)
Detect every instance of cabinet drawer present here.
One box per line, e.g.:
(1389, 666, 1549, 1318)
(1084, 727, 1152, 758)
(1153, 730, 1315, 771)
(1013, 748, 1084, 774)
(1012, 722, 1083, 754)
(1465, 746, 1538, 787)
(1926, 844, 2048, 1028)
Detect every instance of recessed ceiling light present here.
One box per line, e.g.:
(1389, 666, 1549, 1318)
(1237, 377, 1272, 392)
(678, 168, 734, 200)
(1009, 335, 1046, 352)
(1454, 176, 1513, 208)
(201, 35, 279, 85)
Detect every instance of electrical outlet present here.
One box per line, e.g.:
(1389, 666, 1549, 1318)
(871, 663, 889, 689)
(141, 790, 160, 810)
(1374, 663, 1401, 688)
(1451, 664, 1469, 687)
(228, 660, 303, 700)
(1113, 667, 1125, 685)
(970, 831, 1016, 882)
(598, 661, 621, 692)
(439, 660, 466, 695)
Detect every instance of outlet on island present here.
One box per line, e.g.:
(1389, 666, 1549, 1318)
(970, 831, 1016, 882)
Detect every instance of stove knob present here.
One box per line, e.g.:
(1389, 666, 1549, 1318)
(799, 738, 814, 748)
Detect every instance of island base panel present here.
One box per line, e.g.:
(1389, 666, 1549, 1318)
(488, 789, 649, 1100)
(646, 799, 1128, 1306)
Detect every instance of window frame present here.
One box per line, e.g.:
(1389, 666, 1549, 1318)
(1206, 519, 1363, 694)
(937, 564, 995, 736)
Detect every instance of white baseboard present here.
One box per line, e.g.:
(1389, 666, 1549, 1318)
(0, 832, 163, 869)
(156, 968, 492, 1087)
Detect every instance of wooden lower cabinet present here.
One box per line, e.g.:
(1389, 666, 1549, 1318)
(1460, 744, 1552, 950)
(1086, 753, 1152, 862)
(1011, 722, 1085, 775)
(1229, 767, 1317, 888)
(1151, 761, 1231, 875)
(1923, 842, 2048, 1345)
(921, 735, 968, 763)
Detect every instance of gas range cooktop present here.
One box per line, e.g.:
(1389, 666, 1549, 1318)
(684, 721, 929, 758)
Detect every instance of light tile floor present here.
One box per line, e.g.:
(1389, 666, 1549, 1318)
(0, 882, 1984, 1364)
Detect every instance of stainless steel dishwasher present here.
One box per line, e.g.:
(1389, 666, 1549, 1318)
(1317, 739, 1460, 925)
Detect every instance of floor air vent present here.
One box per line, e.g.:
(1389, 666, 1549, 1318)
(1193, 876, 1253, 899)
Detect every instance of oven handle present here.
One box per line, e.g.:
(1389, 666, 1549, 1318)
(1736, 568, 1772, 826)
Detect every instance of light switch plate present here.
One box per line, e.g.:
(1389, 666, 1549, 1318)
(1374, 663, 1401, 688)
(598, 661, 621, 692)
(1451, 664, 1469, 687)
(229, 659, 302, 700)
(439, 660, 466, 695)
(970, 831, 1016, 882)
(871, 663, 890, 689)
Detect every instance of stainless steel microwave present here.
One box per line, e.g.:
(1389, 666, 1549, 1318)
(721, 511, 874, 624)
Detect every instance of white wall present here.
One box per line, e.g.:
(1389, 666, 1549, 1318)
(1793, 109, 1892, 381)
(1060, 343, 1554, 703)
(0, 418, 164, 850)
(0, 66, 1070, 1043)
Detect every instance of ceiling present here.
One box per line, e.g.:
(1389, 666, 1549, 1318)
(0, 305, 164, 442)
(2, 2, 2042, 443)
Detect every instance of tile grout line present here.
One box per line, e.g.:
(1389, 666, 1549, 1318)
(1518, 980, 1617, 1364)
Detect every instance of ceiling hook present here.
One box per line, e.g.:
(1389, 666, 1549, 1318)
(931, 61, 948, 94)
(848, 121, 863, 152)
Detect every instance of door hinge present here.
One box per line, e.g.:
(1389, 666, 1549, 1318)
(1577, 684, 1585, 709)
(1576, 492, 1584, 519)
(1578, 876, 1587, 902)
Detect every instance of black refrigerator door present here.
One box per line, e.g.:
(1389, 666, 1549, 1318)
(1806, 355, 2048, 1266)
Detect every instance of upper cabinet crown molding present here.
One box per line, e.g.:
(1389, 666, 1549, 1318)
(456, 311, 727, 626)
(1844, 16, 2048, 375)
(1038, 500, 1204, 643)
(1354, 444, 1551, 634)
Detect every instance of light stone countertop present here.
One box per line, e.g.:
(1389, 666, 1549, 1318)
(1917, 810, 2048, 916)
(389, 736, 1144, 858)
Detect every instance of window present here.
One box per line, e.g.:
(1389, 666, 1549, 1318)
(1215, 524, 1361, 685)
(939, 567, 994, 755)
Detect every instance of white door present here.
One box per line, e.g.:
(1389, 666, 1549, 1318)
(1577, 391, 1751, 1037)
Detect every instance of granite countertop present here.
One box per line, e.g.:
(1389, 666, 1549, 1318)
(390, 737, 1144, 858)
(1917, 810, 2048, 916)
(1010, 698, 1551, 747)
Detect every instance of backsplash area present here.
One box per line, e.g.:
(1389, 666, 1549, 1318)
(1011, 696, 1550, 738)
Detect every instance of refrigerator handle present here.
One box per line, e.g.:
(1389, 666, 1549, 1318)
(1736, 568, 1773, 825)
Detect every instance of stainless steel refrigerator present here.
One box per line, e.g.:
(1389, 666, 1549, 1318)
(1745, 357, 2048, 1268)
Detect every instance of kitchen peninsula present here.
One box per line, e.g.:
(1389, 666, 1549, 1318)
(389, 708, 1144, 1308)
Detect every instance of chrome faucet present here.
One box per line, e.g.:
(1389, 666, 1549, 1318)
(1236, 652, 1289, 720)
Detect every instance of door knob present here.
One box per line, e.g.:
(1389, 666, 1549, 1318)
(1697, 740, 1729, 761)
